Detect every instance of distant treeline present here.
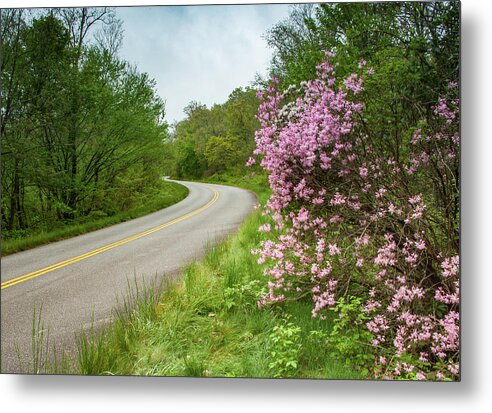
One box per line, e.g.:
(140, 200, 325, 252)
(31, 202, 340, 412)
(1, 8, 168, 235)
(164, 87, 261, 179)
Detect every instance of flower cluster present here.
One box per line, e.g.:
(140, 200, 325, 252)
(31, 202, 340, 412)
(250, 52, 460, 380)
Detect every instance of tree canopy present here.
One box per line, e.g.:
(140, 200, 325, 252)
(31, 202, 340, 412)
(1, 8, 168, 234)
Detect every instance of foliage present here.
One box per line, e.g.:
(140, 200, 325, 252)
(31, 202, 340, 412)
(327, 296, 375, 376)
(251, 48, 459, 380)
(224, 279, 266, 311)
(204, 135, 242, 174)
(267, 316, 301, 378)
(266, 2, 459, 103)
(1, 8, 170, 237)
(168, 87, 261, 179)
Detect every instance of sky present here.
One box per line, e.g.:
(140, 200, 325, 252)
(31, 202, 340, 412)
(114, 4, 292, 124)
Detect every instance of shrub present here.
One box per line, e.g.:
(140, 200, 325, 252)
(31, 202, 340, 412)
(250, 52, 460, 380)
(327, 296, 375, 376)
(268, 317, 302, 378)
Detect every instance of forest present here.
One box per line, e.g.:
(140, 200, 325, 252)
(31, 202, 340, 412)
(164, 87, 260, 179)
(1, 8, 181, 251)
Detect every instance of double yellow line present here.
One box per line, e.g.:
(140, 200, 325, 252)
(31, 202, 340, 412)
(1, 187, 219, 290)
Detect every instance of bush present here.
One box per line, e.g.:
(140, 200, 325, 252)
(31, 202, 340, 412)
(250, 53, 460, 380)
(268, 317, 302, 378)
(327, 296, 375, 376)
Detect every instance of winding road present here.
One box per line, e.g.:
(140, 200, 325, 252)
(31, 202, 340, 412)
(1, 180, 256, 373)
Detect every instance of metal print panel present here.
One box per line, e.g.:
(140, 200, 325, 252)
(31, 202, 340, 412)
(0, 1, 460, 380)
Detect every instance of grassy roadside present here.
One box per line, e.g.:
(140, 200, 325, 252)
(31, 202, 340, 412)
(1, 180, 189, 256)
(44, 173, 362, 379)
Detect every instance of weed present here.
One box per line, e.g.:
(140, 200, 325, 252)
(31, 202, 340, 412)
(327, 296, 376, 376)
(267, 316, 302, 378)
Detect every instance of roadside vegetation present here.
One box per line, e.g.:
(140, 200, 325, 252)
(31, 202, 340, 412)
(160, 1, 460, 380)
(2, 180, 188, 255)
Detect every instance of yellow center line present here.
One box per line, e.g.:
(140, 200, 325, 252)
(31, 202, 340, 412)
(1, 186, 219, 290)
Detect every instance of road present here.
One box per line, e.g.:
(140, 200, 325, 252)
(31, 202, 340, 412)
(0, 180, 256, 373)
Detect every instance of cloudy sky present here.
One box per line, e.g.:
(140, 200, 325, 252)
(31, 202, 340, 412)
(114, 4, 292, 124)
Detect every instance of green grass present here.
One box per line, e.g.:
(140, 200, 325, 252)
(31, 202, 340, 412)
(35, 173, 362, 379)
(195, 170, 270, 203)
(1, 181, 189, 256)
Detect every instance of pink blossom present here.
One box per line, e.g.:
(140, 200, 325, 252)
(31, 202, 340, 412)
(344, 73, 364, 94)
(434, 98, 456, 124)
(328, 244, 341, 256)
(251, 53, 459, 380)
(441, 255, 459, 278)
(246, 156, 256, 166)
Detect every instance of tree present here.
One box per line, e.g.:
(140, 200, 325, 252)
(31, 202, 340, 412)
(1, 8, 170, 235)
(1, 9, 28, 230)
(204, 135, 242, 173)
(168, 88, 260, 179)
(265, 1, 460, 126)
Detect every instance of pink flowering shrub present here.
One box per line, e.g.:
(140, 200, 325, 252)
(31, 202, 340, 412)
(250, 52, 460, 380)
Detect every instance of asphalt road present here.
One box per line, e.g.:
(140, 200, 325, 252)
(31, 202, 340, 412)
(0, 180, 256, 373)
